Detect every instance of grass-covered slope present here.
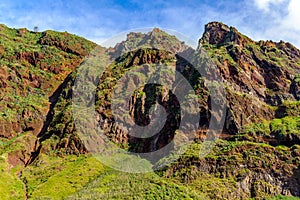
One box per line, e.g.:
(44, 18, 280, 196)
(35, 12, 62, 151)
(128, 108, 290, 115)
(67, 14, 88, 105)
(18, 139, 300, 199)
(20, 154, 205, 200)
(0, 154, 24, 199)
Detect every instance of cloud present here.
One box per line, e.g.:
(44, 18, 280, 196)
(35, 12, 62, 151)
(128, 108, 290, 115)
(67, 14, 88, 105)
(254, 0, 285, 12)
(0, 0, 128, 46)
(251, 0, 300, 47)
(0, 0, 300, 49)
(280, 0, 300, 31)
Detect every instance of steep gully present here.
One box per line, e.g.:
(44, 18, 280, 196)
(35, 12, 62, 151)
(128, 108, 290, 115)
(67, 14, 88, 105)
(25, 72, 75, 166)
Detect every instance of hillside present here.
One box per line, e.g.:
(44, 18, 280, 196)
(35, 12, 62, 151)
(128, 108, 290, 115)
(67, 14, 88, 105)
(0, 22, 299, 199)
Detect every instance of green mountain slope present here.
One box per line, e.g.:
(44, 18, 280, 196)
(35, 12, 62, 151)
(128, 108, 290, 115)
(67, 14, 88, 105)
(0, 25, 96, 199)
(0, 22, 299, 200)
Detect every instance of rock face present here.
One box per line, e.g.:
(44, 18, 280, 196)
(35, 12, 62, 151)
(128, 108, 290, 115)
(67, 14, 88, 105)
(41, 29, 196, 156)
(291, 74, 300, 100)
(198, 22, 300, 135)
(201, 22, 300, 100)
(94, 24, 299, 199)
(159, 141, 300, 199)
(200, 21, 251, 46)
(8, 132, 40, 167)
(0, 25, 96, 166)
(0, 27, 95, 139)
(36, 24, 300, 153)
(96, 48, 181, 155)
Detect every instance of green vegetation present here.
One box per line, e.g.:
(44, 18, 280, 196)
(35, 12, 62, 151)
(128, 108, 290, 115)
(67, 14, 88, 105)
(294, 74, 300, 83)
(21, 154, 205, 200)
(0, 154, 24, 200)
(156, 140, 299, 200)
(277, 101, 300, 117)
(202, 43, 238, 67)
(22, 155, 105, 199)
(268, 195, 300, 200)
(243, 116, 300, 141)
(68, 168, 204, 199)
(270, 116, 300, 136)
(4, 139, 298, 199)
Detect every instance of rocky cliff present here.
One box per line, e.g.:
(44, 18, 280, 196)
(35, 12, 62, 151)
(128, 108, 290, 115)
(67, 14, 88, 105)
(0, 25, 96, 167)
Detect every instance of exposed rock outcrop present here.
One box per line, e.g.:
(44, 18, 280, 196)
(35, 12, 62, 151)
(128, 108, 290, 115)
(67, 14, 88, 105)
(36, 24, 300, 156)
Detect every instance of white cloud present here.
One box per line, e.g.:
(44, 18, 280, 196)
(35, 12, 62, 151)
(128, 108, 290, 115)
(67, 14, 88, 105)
(254, 0, 285, 12)
(280, 0, 300, 31)
(255, 0, 300, 47)
(1, 0, 299, 49)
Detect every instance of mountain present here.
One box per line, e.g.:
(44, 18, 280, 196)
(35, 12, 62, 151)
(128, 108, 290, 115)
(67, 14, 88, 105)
(0, 22, 299, 199)
(109, 28, 191, 58)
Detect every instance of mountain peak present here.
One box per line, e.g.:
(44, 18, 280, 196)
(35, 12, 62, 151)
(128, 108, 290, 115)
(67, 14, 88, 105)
(152, 27, 161, 33)
(200, 21, 251, 46)
(109, 28, 191, 58)
(206, 21, 230, 31)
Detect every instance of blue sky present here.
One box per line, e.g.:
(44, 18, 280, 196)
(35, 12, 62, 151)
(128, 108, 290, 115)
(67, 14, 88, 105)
(0, 0, 299, 48)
